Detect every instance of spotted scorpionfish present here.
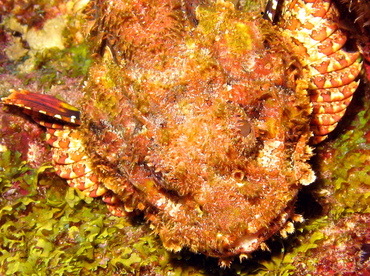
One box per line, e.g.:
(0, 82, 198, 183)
(1, 0, 362, 265)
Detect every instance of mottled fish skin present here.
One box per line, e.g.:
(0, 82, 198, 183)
(1, 0, 362, 266)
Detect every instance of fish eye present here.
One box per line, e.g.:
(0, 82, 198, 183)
(237, 119, 252, 137)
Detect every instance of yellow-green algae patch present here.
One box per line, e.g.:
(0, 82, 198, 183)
(0, 150, 189, 275)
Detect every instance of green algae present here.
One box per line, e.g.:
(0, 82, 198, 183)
(22, 43, 92, 89)
(0, 150, 179, 275)
(319, 99, 370, 218)
(0, 150, 217, 275)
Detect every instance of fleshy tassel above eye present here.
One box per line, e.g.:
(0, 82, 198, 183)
(1, 89, 81, 127)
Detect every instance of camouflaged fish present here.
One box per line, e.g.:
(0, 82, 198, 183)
(1, 0, 362, 266)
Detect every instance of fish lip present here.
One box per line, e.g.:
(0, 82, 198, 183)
(221, 198, 297, 258)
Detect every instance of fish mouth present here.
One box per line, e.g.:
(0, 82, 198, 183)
(214, 199, 297, 259)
